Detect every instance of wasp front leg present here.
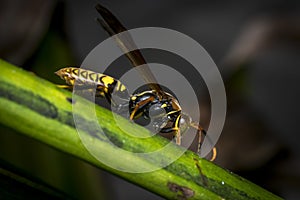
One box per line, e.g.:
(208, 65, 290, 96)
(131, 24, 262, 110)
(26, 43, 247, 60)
(173, 114, 181, 145)
(189, 121, 217, 161)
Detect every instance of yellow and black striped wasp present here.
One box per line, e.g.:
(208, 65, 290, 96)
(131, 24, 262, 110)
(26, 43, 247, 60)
(55, 4, 216, 160)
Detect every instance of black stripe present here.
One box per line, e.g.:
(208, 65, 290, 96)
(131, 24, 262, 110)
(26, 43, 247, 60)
(72, 68, 79, 75)
(89, 72, 96, 81)
(80, 71, 88, 79)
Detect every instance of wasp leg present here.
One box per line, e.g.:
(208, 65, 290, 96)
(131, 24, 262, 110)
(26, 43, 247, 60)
(160, 127, 181, 145)
(193, 158, 208, 186)
(190, 122, 205, 155)
(57, 84, 73, 89)
(129, 96, 155, 120)
(159, 114, 181, 145)
(174, 115, 181, 145)
(57, 84, 95, 90)
(190, 122, 217, 162)
(210, 147, 217, 162)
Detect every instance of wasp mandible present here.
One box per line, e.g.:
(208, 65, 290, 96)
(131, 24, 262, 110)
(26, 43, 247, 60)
(56, 4, 216, 161)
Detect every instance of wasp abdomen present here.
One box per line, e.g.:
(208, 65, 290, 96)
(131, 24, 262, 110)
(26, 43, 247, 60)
(55, 67, 129, 100)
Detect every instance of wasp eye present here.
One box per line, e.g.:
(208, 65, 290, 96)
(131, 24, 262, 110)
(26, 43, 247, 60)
(149, 104, 166, 118)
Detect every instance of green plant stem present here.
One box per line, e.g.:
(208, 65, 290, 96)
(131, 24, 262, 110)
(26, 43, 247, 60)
(0, 59, 282, 200)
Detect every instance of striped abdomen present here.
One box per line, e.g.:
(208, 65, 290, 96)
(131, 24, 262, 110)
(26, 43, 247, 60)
(55, 67, 129, 100)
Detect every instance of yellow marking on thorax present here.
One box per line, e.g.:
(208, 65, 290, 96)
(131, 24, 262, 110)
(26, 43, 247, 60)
(135, 90, 156, 97)
(161, 103, 167, 108)
(131, 96, 137, 101)
(167, 110, 181, 115)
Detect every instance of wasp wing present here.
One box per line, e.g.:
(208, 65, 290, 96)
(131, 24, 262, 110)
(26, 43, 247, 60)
(95, 4, 166, 98)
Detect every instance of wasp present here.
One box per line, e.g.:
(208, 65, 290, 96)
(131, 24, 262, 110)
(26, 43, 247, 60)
(56, 4, 216, 160)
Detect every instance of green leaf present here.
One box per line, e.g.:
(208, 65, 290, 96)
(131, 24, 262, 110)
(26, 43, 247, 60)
(0, 59, 282, 200)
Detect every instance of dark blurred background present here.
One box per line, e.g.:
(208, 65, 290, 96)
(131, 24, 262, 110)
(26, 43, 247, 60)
(0, 0, 299, 199)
